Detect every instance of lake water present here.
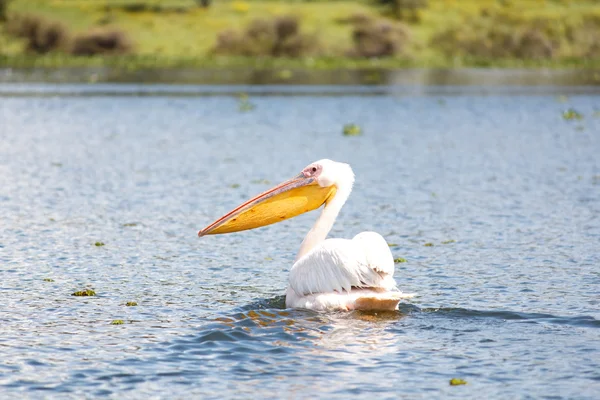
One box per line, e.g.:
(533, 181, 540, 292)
(1, 75, 599, 399)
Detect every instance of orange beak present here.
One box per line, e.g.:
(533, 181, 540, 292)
(198, 173, 337, 236)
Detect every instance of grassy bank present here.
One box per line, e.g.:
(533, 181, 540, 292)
(1, 0, 600, 69)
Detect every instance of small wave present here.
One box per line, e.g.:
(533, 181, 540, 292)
(421, 307, 600, 328)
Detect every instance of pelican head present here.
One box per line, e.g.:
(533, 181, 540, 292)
(198, 159, 354, 237)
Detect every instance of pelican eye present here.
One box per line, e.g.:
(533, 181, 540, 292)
(311, 167, 317, 173)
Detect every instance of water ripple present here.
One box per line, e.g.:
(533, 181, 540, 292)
(1, 83, 599, 399)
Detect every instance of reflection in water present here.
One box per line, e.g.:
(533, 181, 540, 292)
(2, 67, 600, 87)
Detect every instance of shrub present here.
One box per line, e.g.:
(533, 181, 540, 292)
(432, 9, 600, 61)
(195, 0, 211, 7)
(71, 29, 133, 56)
(565, 15, 600, 58)
(431, 11, 559, 60)
(212, 15, 318, 57)
(375, 0, 428, 23)
(103, 3, 190, 14)
(0, 0, 10, 22)
(346, 15, 411, 58)
(5, 14, 69, 54)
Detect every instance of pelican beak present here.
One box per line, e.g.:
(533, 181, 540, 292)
(198, 173, 337, 236)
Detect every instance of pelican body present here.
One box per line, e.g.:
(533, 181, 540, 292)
(198, 159, 413, 311)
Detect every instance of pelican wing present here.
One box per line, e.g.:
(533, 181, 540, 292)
(288, 232, 396, 296)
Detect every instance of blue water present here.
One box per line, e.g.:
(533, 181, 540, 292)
(1, 81, 599, 399)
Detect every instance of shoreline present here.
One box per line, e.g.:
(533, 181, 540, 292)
(2, 65, 600, 87)
(2, 54, 600, 71)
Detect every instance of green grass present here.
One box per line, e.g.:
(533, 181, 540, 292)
(2, 0, 600, 69)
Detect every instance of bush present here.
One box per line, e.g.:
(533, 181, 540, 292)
(0, 0, 10, 22)
(565, 15, 600, 58)
(346, 15, 410, 58)
(71, 29, 133, 56)
(375, 0, 428, 23)
(431, 11, 558, 60)
(431, 10, 600, 61)
(212, 15, 319, 57)
(5, 14, 69, 54)
(104, 3, 190, 14)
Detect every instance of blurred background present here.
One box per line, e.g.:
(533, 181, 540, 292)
(1, 0, 599, 83)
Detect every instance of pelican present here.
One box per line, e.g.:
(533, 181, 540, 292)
(198, 159, 414, 311)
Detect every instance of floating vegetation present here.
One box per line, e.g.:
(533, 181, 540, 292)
(343, 123, 362, 136)
(230, 183, 241, 189)
(238, 94, 256, 112)
(125, 302, 138, 307)
(441, 239, 456, 244)
(72, 289, 96, 296)
(423, 242, 434, 247)
(110, 319, 124, 325)
(94, 241, 105, 247)
(122, 222, 138, 227)
(387, 243, 398, 247)
(43, 278, 55, 282)
(449, 378, 467, 386)
(562, 108, 583, 121)
(394, 257, 407, 263)
(51, 162, 62, 167)
(238, 101, 255, 112)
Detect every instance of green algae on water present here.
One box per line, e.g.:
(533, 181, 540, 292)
(424, 242, 434, 247)
(230, 183, 240, 188)
(125, 302, 138, 306)
(562, 108, 583, 121)
(238, 101, 255, 112)
(111, 320, 124, 325)
(343, 124, 362, 136)
(94, 241, 105, 247)
(237, 93, 255, 112)
(72, 289, 96, 296)
(394, 257, 407, 263)
(441, 239, 456, 244)
(387, 243, 398, 247)
(449, 378, 467, 386)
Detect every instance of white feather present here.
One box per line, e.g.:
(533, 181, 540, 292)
(288, 231, 399, 297)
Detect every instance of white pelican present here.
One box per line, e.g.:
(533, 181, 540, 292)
(198, 159, 414, 311)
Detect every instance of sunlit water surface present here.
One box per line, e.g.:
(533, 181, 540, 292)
(1, 81, 599, 399)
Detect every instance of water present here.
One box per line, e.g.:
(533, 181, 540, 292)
(1, 77, 599, 399)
